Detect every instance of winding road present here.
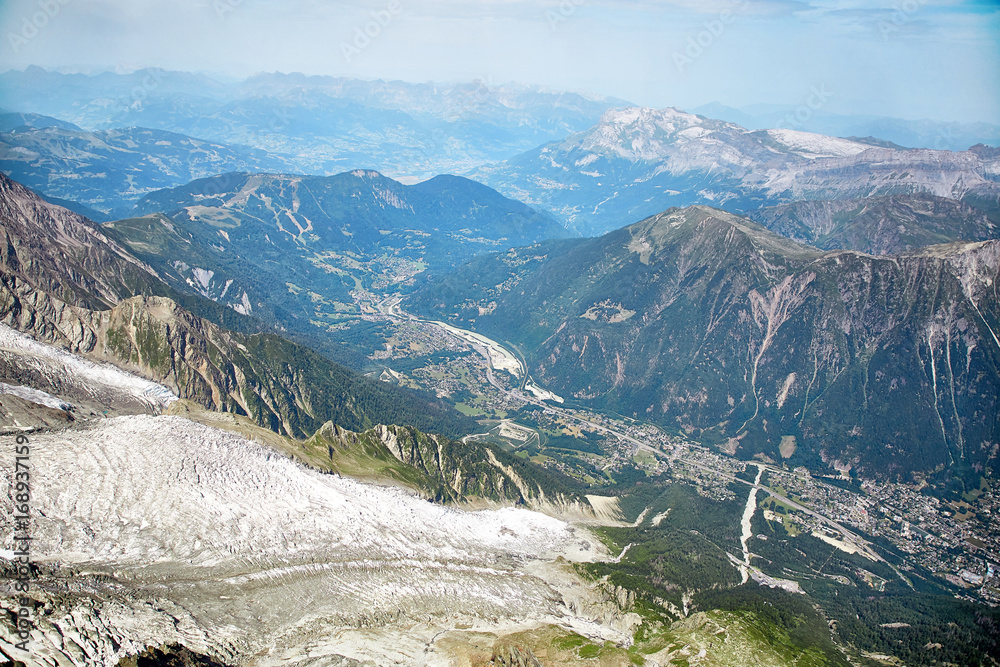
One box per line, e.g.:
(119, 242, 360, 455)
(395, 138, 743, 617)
(377, 295, 884, 563)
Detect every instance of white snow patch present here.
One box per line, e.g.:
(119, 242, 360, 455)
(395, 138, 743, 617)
(0, 415, 620, 660)
(14, 415, 577, 568)
(677, 126, 711, 140)
(0, 323, 176, 409)
(0, 382, 72, 411)
(765, 129, 870, 159)
(191, 267, 215, 290)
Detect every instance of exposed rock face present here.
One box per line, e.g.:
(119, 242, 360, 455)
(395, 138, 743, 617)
(311, 421, 589, 509)
(491, 643, 544, 667)
(408, 206, 1000, 483)
(0, 173, 166, 309)
(471, 107, 1000, 236)
(0, 173, 474, 438)
(748, 193, 998, 255)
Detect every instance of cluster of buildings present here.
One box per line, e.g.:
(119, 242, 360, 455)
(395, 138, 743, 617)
(366, 302, 1000, 605)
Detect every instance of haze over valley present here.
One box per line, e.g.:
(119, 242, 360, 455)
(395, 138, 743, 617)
(0, 1, 999, 665)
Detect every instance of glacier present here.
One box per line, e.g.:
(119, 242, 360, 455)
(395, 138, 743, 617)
(0, 413, 627, 665)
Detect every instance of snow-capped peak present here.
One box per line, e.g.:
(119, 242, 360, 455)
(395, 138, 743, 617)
(764, 128, 874, 159)
(585, 106, 713, 161)
(598, 106, 703, 129)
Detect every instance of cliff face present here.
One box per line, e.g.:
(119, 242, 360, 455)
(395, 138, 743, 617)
(309, 422, 589, 510)
(408, 206, 1000, 484)
(0, 173, 475, 439)
(748, 194, 998, 255)
(0, 172, 167, 309)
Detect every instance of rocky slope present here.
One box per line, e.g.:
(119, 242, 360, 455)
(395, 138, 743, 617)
(309, 422, 586, 508)
(0, 173, 169, 310)
(748, 193, 998, 255)
(407, 206, 1000, 487)
(0, 172, 475, 438)
(471, 107, 1000, 236)
(114, 170, 569, 335)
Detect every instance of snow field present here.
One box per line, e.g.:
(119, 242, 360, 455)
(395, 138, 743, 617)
(0, 414, 612, 663)
(0, 323, 177, 411)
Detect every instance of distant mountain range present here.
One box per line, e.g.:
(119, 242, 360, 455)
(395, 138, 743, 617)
(0, 124, 293, 218)
(0, 67, 628, 180)
(471, 107, 1000, 237)
(0, 172, 475, 438)
(748, 194, 997, 255)
(407, 205, 1000, 491)
(107, 170, 568, 357)
(692, 101, 1000, 153)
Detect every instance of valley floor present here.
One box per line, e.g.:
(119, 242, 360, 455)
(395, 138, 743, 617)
(367, 296, 1000, 608)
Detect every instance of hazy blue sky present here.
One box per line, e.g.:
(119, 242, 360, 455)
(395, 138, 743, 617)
(1, 0, 997, 123)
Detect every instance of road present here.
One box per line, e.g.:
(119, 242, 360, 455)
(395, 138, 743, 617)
(378, 295, 883, 562)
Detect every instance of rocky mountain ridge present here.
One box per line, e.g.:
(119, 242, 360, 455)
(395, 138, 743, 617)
(0, 172, 475, 438)
(748, 193, 997, 255)
(407, 205, 1000, 489)
(471, 106, 1000, 237)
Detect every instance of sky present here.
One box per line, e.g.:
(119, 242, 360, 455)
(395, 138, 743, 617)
(0, 0, 998, 123)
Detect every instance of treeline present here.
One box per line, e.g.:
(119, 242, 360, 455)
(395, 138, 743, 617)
(822, 588, 1000, 666)
(695, 585, 849, 666)
(241, 333, 478, 438)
